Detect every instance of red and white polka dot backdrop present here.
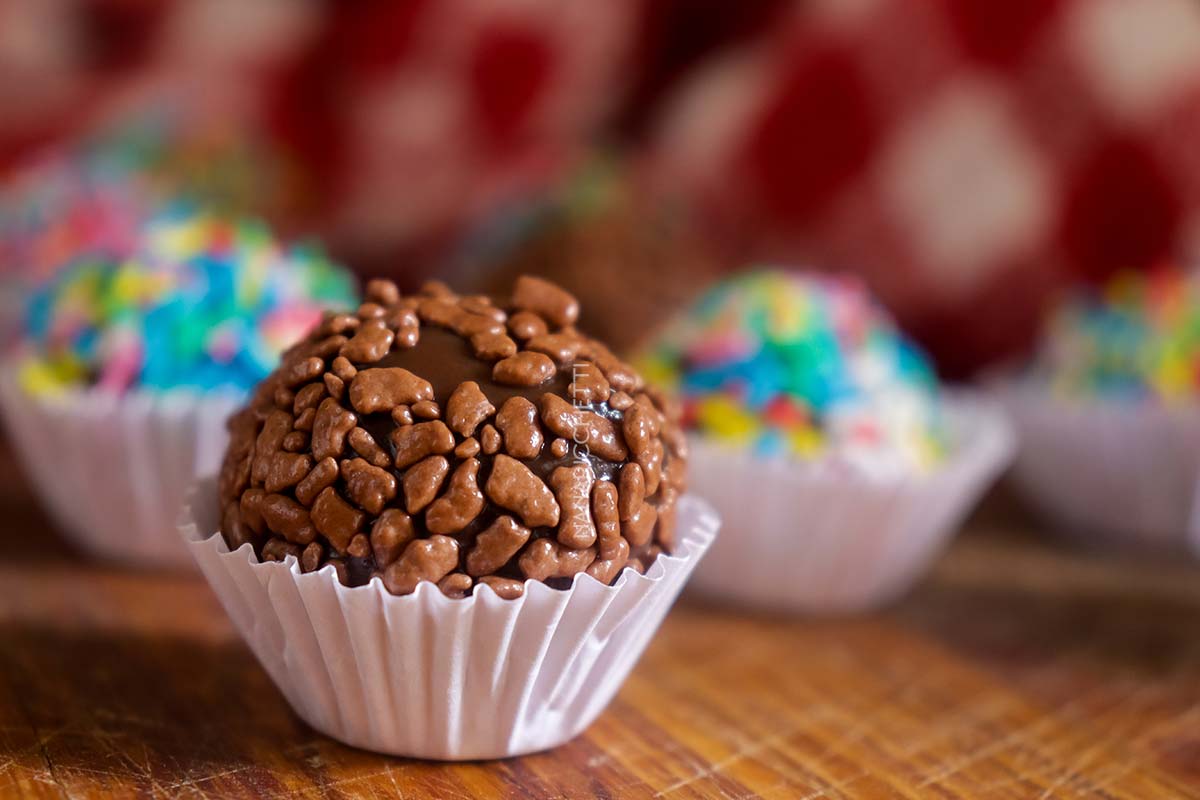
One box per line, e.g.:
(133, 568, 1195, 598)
(0, 0, 319, 168)
(0, 0, 639, 278)
(5, 0, 1200, 373)
(269, 0, 640, 272)
(649, 0, 1200, 374)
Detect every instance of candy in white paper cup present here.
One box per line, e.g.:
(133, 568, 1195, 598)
(0, 370, 241, 568)
(684, 393, 1014, 613)
(994, 382, 1200, 553)
(179, 478, 720, 760)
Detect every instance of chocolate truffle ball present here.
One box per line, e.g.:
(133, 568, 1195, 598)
(218, 275, 687, 599)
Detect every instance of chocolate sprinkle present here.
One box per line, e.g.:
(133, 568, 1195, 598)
(217, 276, 686, 599)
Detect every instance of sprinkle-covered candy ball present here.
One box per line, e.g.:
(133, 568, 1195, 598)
(1, 105, 289, 298)
(19, 207, 358, 394)
(640, 270, 944, 475)
(1027, 265, 1200, 403)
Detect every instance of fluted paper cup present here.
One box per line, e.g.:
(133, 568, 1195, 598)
(685, 394, 1014, 613)
(179, 478, 720, 760)
(995, 382, 1200, 553)
(0, 370, 241, 568)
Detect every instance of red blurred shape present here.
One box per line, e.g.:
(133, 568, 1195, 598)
(743, 45, 878, 223)
(943, 0, 1064, 66)
(1061, 137, 1180, 284)
(470, 24, 556, 148)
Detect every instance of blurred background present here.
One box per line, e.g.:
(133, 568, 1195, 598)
(2, 5, 1200, 787)
(4, 0, 1200, 376)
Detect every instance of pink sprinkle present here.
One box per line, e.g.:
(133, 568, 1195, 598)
(207, 328, 239, 364)
(98, 346, 143, 392)
(686, 333, 754, 366)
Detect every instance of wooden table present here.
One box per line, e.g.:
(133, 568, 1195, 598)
(1, 445, 1198, 799)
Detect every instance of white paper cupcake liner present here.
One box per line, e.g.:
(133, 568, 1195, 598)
(179, 478, 720, 760)
(994, 382, 1200, 553)
(684, 393, 1014, 613)
(0, 370, 242, 568)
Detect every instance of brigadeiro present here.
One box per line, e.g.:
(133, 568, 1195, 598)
(180, 275, 719, 759)
(639, 270, 1013, 613)
(994, 265, 1200, 553)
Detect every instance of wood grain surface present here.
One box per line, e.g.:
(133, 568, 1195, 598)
(0, 441, 1198, 799)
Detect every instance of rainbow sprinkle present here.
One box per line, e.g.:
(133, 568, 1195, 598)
(0, 104, 287, 294)
(1032, 265, 1200, 403)
(0, 159, 144, 293)
(19, 206, 357, 395)
(640, 270, 945, 472)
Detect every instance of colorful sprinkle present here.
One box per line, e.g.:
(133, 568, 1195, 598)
(1031, 265, 1200, 403)
(0, 104, 287, 299)
(641, 269, 945, 472)
(18, 206, 358, 395)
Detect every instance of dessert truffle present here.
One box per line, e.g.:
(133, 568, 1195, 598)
(1025, 265, 1200, 403)
(1, 106, 287, 311)
(18, 206, 357, 394)
(640, 270, 944, 476)
(995, 265, 1200, 551)
(218, 275, 687, 598)
(645, 270, 1013, 613)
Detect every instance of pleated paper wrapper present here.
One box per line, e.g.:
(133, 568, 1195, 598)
(0, 371, 241, 568)
(995, 383, 1200, 553)
(180, 478, 720, 760)
(684, 394, 1014, 613)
